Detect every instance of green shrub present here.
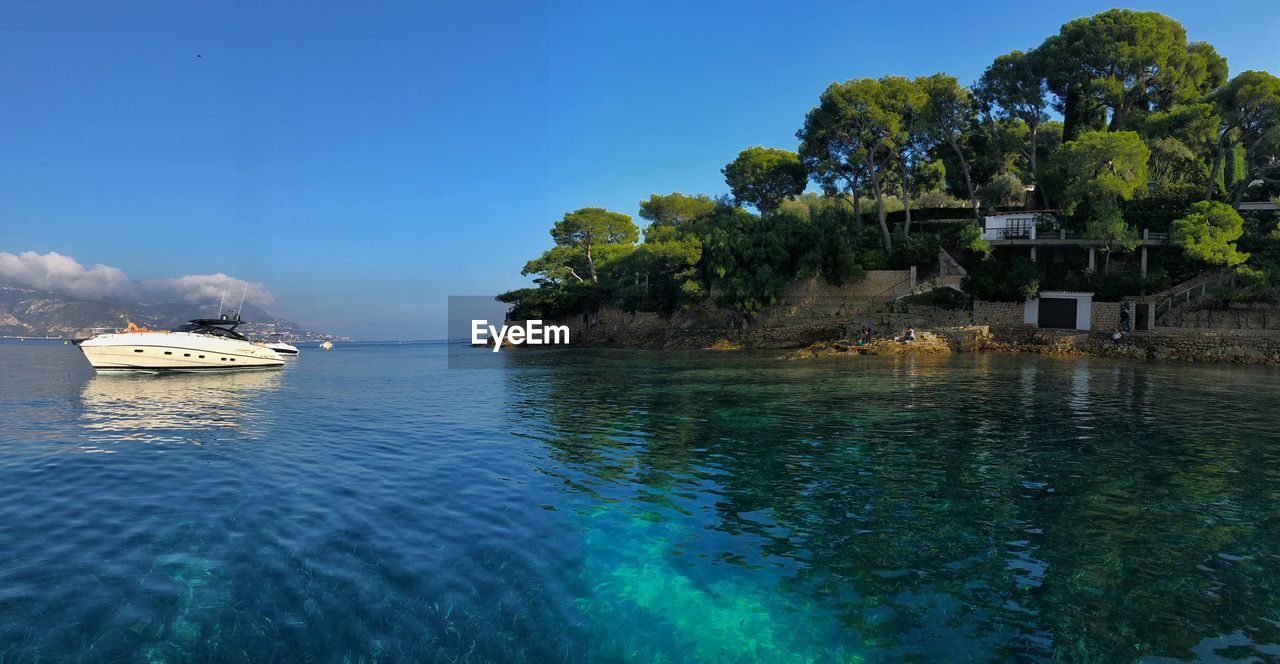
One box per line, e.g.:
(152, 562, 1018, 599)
(1121, 184, 1203, 233)
(962, 256, 1040, 301)
(1060, 268, 1172, 301)
(977, 174, 1025, 210)
(858, 249, 888, 270)
(891, 233, 943, 269)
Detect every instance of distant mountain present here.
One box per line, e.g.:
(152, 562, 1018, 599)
(0, 283, 343, 341)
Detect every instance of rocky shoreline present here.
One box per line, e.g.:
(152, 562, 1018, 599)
(778, 325, 1280, 365)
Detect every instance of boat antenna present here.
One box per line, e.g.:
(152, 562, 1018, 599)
(217, 286, 227, 318)
(236, 281, 249, 321)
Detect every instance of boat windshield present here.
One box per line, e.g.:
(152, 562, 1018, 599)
(171, 322, 249, 341)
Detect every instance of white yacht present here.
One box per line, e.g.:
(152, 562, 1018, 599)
(76, 316, 285, 373)
(264, 334, 299, 357)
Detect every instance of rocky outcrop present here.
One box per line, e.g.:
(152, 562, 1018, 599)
(558, 271, 918, 351)
(780, 323, 1280, 366)
(785, 333, 951, 359)
(784, 326, 993, 360)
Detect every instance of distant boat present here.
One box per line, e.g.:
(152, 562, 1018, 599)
(264, 334, 299, 357)
(320, 341, 333, 350)
(76, 316, 284, 373)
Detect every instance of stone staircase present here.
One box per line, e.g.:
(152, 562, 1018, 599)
(1152, 270, 1235, 327)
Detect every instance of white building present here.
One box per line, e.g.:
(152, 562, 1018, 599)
(1023, 291, 1094, 331)
(980, 213, 1039, 241)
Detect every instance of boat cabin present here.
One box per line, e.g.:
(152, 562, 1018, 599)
(171, 317, 249, 341)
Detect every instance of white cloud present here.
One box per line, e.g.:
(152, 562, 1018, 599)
(0, 251, 274, 308)
(144, 273, 275, 308)
(0, 251, 135, 300)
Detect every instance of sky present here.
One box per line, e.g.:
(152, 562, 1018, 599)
(1, 1, 1277, 339)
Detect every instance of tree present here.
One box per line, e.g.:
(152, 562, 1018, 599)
(882, 76, 931, 234)
(1146, 136, 1209, 187)
(1140, 103, 1219, 187)
(975, 50, 1050, 207)
(799, 78, 904, 256)
(1054, 131, 1148, 272)
(1039, 10, 1222, 140)
(1206, 71, 1280, 204)
(1085, 207, 1141, 272)
(977, 173, 1025, 210)
(948, 117, 1032, 199)
(548, 208, 638, 283)
(699, 206, 792, 315)
(1056, 131, 1150, 215)
(722, 147, 807, 216)
(918, 74, 980, 217)
(638, 192, 717, 230)
(1171, 201, 1249, 267)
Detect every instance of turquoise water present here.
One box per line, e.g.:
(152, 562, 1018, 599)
(2, 341, 1280, 662)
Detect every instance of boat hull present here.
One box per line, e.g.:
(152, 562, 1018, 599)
(78, 332, 285, 372)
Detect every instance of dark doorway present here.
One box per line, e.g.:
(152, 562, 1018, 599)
(1135, 303, 1150, 331)
(1038, 298, 1077, 329)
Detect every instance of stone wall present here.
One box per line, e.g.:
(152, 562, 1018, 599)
(1090, 301, 1135, 332)
(972, 300, 1025, 328)
(886, 304, 974, 331)
(1159, 303, 1280, 331)
(984, 326, 1280, 365)
(1126, 329, 1280, 364)
(543, 270, 915, 350)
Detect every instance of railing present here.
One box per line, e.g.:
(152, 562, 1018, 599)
(1152, 270, 1235, 324)
(991, 228, 1032, 240)
(986, 229, 1169, 242)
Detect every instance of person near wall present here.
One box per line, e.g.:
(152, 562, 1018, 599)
(1112, 328, 1123, 348)
(1120, 303, 1131, 334)
(856, 322, 873, 346)
(897, 327, 916, 344)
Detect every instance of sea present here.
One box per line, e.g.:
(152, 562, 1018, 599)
(2, 339, 1280, 662)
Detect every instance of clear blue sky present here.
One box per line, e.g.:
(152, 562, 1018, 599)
(1, 1, 1276, 338)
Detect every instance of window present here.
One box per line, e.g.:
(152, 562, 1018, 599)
(198, 355, 205, 358)
(1001, 218, 1032, 239)
(184, 353, 191, 357)
(134, 349, 143, 353)
(164, 351, 172, 355)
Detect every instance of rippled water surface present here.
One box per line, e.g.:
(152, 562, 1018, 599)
(3, 341, 1280, 662)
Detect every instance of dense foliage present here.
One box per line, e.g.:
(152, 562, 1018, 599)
(503, 9, 1280, 319)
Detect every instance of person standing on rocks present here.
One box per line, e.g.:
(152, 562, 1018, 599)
(1120, 304, 1131, 334)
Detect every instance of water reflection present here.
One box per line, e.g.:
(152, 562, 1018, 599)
(79, 370, 282, 444)
(501, 350, 1280, 662)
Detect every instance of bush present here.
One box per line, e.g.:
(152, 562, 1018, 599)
(978, 174, 1025, 210)
(962, 256, 1040, 301)
(880, 206, 975, 225)
(1121, 184, 1203, 233)
(890, 234, 943, 269)
(858, 248, 888, 270)
(1060, 268, 1172, 301)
